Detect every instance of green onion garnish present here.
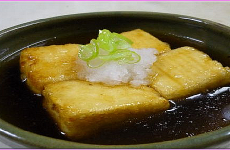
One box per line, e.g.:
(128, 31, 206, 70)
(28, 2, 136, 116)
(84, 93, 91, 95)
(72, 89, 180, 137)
(78, 39, 99, 61)
(78, 29, 141, 68)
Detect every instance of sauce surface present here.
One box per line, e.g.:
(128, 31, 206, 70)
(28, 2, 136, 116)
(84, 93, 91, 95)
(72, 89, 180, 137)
(0, 54, 230, 145)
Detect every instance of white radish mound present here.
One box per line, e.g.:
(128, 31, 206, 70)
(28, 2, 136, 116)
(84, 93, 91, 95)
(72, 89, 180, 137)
(76, 48, 158, 87)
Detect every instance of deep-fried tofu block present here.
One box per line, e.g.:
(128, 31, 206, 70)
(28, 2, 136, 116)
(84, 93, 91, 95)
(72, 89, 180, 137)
(20, 44, 79, 94)
(121, 29, 171, 53)
(42, 80, 169, 140)
(150, 46, 230, 100)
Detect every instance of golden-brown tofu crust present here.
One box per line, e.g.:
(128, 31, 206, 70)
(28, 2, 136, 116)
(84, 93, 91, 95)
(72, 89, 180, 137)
(42, 80, 170, 140)
(150, 46, 230, 100)
(121, 29, 171, 53)
(20, 44, 79, 94)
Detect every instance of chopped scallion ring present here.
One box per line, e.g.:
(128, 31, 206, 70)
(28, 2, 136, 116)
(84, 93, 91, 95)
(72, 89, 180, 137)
(78, 29, 141, 68)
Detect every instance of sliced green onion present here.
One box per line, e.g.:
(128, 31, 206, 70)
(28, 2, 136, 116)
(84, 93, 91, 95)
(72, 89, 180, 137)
(117, 50, 141, 64)
(78, 29, 140, 68)
(78, 39, 98, 61)
(97, 29, 114, 52)
(87, 57, 105, 68)
(98, 50, 140, 64)
(111, 33, 133, 50)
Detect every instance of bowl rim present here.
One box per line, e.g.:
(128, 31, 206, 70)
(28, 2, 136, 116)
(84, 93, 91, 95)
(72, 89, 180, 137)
(1, 11, 230, 148)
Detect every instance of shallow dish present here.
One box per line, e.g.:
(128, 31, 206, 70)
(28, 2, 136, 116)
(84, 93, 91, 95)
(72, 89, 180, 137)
(0, 12, 230, 148)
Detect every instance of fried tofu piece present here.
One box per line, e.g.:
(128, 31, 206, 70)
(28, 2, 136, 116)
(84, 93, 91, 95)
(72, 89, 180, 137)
(42, 80, 169, 140)
(150, 46, 230, 100)
(20, 44, 79, 94)
(121, 29, 171, 53)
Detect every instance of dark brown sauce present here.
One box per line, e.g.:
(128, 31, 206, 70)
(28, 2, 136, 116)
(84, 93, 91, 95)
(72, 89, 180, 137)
(80, 88, 230, 145)
(1, 52, 230, 145)
(1, 32, 230, 145)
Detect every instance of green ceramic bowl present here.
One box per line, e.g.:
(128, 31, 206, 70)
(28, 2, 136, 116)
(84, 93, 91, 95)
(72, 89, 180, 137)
(1, 12, 230, 148)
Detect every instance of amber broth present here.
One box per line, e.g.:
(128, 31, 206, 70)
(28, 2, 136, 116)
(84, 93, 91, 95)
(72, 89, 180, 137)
(0, 53, 230, 145)
(0, 35, 230, 145)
